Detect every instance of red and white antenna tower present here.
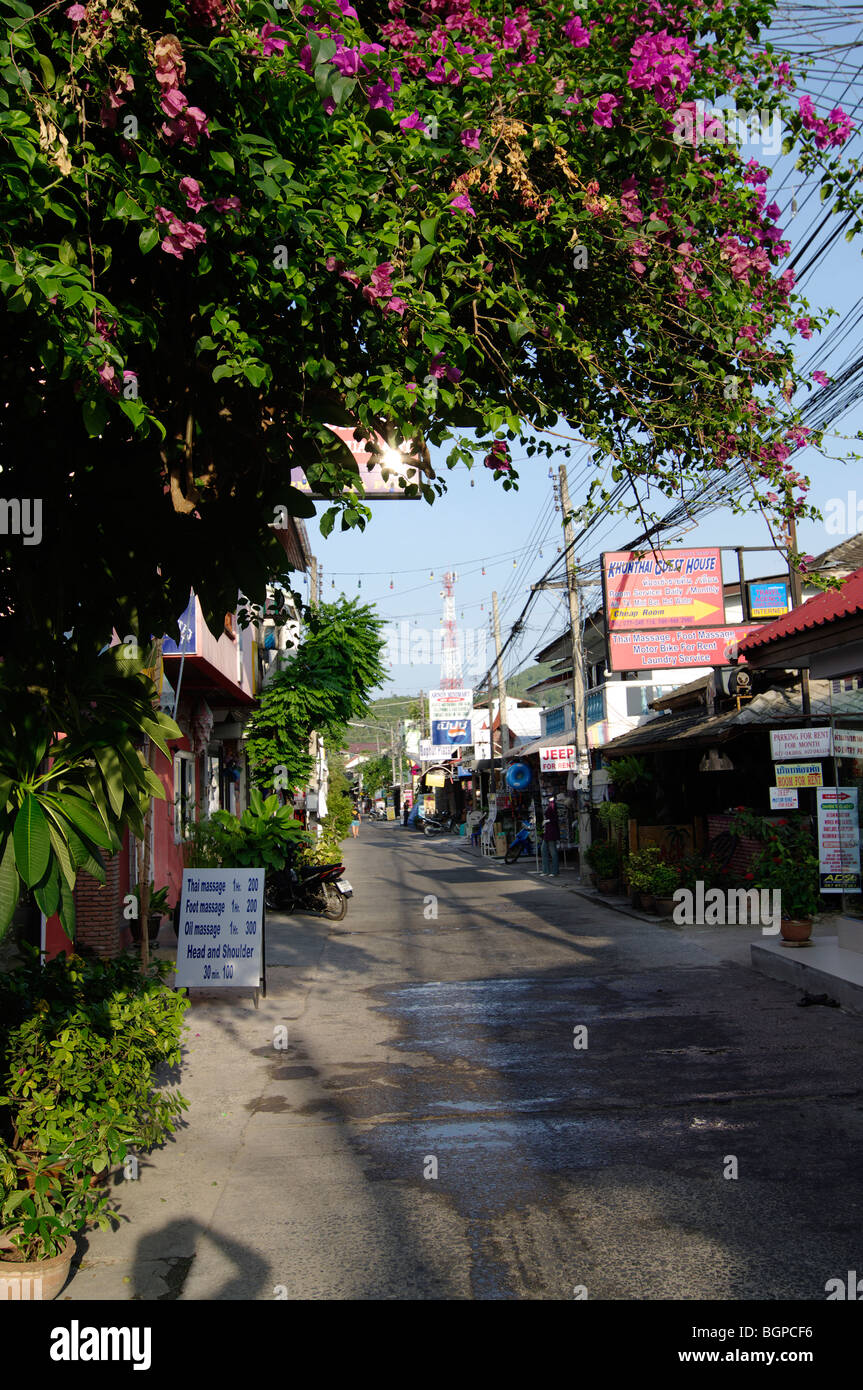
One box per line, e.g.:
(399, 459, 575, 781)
(439, 570, 463, 688)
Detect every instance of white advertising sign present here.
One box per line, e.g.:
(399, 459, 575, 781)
(834, 728, 863, 759)
(771, 727, 863, 760)
(770, 727, 832, 760)
(428, 688, 474, 748)
(540, 745, 576, 772)
(769, 786, 799, 810)
(174, 868, 264, 989)
(419, 738, 461, 761)
(817, 787, 861, 893)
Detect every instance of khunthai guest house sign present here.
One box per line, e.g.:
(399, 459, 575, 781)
(602, 548, 757, 671)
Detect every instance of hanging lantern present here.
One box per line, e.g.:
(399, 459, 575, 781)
(482, 566, 486, 575)
(390, 578, 394, 589)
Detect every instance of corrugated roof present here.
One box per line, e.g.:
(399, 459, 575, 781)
(738, 567, 863, 652)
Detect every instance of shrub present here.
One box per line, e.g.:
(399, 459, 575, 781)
(586, 841, 621, 878)
(0, 948, 189, 1261)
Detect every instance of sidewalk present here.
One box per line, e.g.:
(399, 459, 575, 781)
(449, 833, 841, 971)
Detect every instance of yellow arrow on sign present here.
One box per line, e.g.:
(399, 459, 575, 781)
(611, 598, 721, 622)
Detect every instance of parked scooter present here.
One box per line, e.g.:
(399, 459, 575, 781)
(423, 811, 461, 837)
(265, 861, 352, 920)
(504, 820, 537, 864)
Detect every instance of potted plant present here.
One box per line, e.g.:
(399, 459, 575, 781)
(0, 947, 188, 1298)
(129, 882, 172, 946)
(586, 841, 621, 893)
(745, 817, 821, 944)
(651, 859, 681, 917)
(625, 847, 664, 911)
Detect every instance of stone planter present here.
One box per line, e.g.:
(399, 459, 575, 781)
(0, 1235, 76, 1301)
(780, 916, 813, 946)
(597, 878, 619, 895)
(641, 893, 657, 913)
(655, 896, 677, 918)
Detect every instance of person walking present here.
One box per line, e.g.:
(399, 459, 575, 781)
(541, 797, 560, 876)
(351, 809, 361, 838)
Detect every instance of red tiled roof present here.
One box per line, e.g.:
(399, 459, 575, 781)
(738, 567, 863, 652)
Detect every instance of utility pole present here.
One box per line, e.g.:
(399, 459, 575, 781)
(491, 591, 509, 794)
(786, 514, 811, 719)
(559, 465, 592, 882)
(307, 556, 320, 834)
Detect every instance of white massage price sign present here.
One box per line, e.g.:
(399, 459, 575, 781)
(175, 868, 264, 990)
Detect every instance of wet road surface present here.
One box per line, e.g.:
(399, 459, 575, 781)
(225, 822, 863, 1300)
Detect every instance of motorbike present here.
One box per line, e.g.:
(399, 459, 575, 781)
(504, 820, 537, 864)
(423, 811, 461, 837)
(265, 861, 352, 921)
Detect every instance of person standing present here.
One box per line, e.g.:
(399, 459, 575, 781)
(541, 797, 560, 876)
(351, 809, 361, 838)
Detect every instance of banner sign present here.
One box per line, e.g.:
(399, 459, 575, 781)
(174, 869, 264, 990)
(769, 787, 799, 810)
(420, 738, 461, 761)
(770, 727, 832, 760)
(540, 746, 575, 771)
(429, 688, 473, 746)
(771, 727, 863, 760)
(608, 625, 760, 671)
(774, 762, 824, 788)
(162, 594, 197, 656)
(817, 787, 861, 893)
(431, 719, 472, 746)
(603, 548, 724, 631)
(290, 425, 420, 500)
(749, 581, 789, 620)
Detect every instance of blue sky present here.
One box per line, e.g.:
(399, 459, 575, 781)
(301, 34, 863, 698)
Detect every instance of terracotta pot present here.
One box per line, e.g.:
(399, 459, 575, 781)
(656, 896, 677, 918)
(780, 916, 813, 944)
(0, 1235, 76, 1300)
(597, 878, 618, 894)
(641, 893, 657, 913)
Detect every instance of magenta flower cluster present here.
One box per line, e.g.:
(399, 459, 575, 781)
(627, 29, 696, 111)
(798, 95, 854, 149)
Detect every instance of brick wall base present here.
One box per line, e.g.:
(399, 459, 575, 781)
(73, 853, 122, 959)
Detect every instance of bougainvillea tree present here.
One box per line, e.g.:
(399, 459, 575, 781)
(0, 0, 859, 668)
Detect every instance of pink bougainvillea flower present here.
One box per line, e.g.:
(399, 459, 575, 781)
(367, 79, 395, 110)
(385, 296, 407, 316)
(332, 47, 364, 77)
(98, 363, 119, 395)
(794, 316, 813, 339)
(66, 2, 87, 21)
(592, 92, 620, 128)
(811, 370, 830, 387)
(160, 88, 189, 118)
(468, 53, 493, 80)
(179, 176, 207, 211)
(213, 195, 241, 213)
(449, 194, 476, 216)
(426, 57, 460, 85)
(399, 109, 428, 132)
(185, 107, 209, 136)
(460, 127, 481, 150)
(563, 14, 590, 47)
(260, 22, 287, 56)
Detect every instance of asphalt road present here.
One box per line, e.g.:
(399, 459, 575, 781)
(68, 820, 863, 1301)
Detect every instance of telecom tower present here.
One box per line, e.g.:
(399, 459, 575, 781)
(439, 570, 463, 688)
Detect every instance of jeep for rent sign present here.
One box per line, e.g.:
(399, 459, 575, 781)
(540, 746, 575, 771)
